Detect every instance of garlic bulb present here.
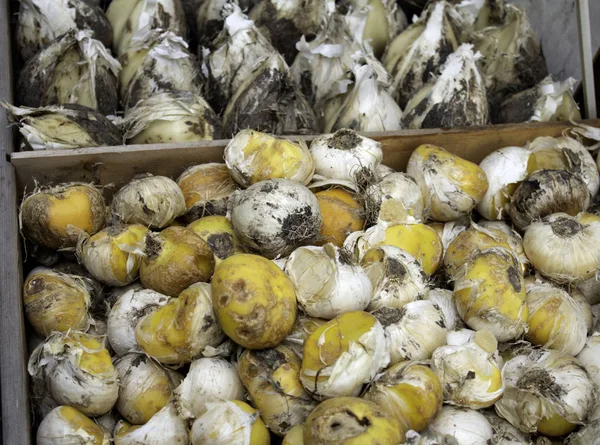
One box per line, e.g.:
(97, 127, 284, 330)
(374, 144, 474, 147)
(300, 311, 389, 399)
(407, 144, 489, 222)
(402, 44, 489, 129)
(16, 0, 112, 61)
(78, 224, 148, 287)
(37, 406, 110, 445)
(431, 330, 503, 408)
(230, 179, 322, 259)
(315, 188, 365, 247)
(225, 130, 315, 188)
(373, 300, 447, 365)
(2, 103, 122, 150)
(423, 406, 494, 445)
(282, 314, 326, 358)
(482, 411, 531, 445)
(495, 76, 581, 124)
(495, 347, 596, 436)
(238, 346, 317, 436)
(222, 53, 318, 136)
(364, 361, 442, 433)
(135, 282, 223, 364)
(201, 6, 275, 112)
(383, 1, 459, 108)
(477, 146, 531, 220)
(322, 54, 402, 132)
(361, 245, 428, 311)
(174, 357, 245, 419)
(114, 353, 182, 425)
(525, 280, 587, 355)
(111, 174, 186, 229)
(576, 333, 600, 391)
(21, 182, 107, 250)
(523, 213, 600, 283)
(188, 216, 244, 264)
(107, 285, 171, 356)
(366, 172, 424, 226)
(427, 288, 461, 331)
(122, 91, 221, 144)
(177, 163, 238, 221)
(28, 332, 119, 417)
(285, 244, 371, 319)
(114, 402, 188, 445)
(18, 30, 120, 115)
(119, 31, 201, 111)
(24, 267, 92, 336)
(303, 397, 405, 445)
(107, 0, 187, 56)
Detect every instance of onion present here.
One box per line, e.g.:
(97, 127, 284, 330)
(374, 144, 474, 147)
(315, 188, 365, 247)
(282, 314, 326, 358)
(114, 402, 188, 445)
(37, 406, 110, 445)
(482, 411, 531, 445)
(422, 406, 494, 445)
(576, 333, 600, 390)
(365, 172, 424, 226)
(187, 216, 244, 264)
(427, 288, 462, 331)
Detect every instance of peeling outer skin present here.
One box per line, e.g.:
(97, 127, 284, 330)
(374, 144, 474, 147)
(36, 406, 110, 445)
(427, 288, 462, 331)
(281, 314, 326, 358)
(16, 0, 113, 61)
(382, 1, 459, 109)
(481, 411, 531, 445)
(195, 0, 237, 48)
(366, 172, 424, 226)
(222, 53, 319, 137)
(509, 170, 590, 231)
(2, 103, 123, 150)
(425, 406, 494, 445)
(114, 402, 189, 445)
(18, 30, 121, 115)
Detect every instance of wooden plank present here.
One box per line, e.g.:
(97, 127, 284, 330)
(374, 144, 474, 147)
(11, 120, 600, 196)
(576, 0, 598, 119)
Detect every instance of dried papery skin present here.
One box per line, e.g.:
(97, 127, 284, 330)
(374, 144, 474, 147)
(107, 0, 187, 56)
(383, 1, 459, 108)
(365, 172, 424, 226)
(482, 410, 531, 445)
(361, 245, 428, 311)
(37, 406, 110, 445)
(222, 53, 318, 136)
(16, 0, 113, 61)
(2, 103, 122, 150)
(316, 188, 365, 247)
(282, 314, 327, 358)
(427, 288, 462, 330)
(122, 90, 221, 144)
(238, 346, 317, 436)
(495, 76, 581, 124)
(111, 174, 186, 229)
(424, 406, 494, 445)
(495, 348, 596, 436)
(18, 30, 120, 115)
(174, 357, 245, 419)
(195, 0, 237, 48)
(428, 217, 470, 255)
(578, 275, 600, 305)
(119, 31, 202, 111)
(114, 402, 189, 445)
(567, 419, 600, 445)
(576, 333, 600, 399)
(402, 43, 489, 129)
(23, 267, 92, 336)
(303, 397, 405, 445)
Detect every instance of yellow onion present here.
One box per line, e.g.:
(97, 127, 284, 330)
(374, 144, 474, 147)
(407, 144, 489, 222)
(23, 267, 92, 336)
(135, 282, 224, 364)
(361, 245, 428, 311)
(190, 400, 270, 445)
(303, 396, 404, 445)
(114, 402, 188, 445)
(78, 224, 148, 286)
(28, 332, 118, 417)
(37, 406, 110, 445)
(285, 244, 371, 319)
(364, 361, 442, 433)
(453, 249, 528, 342)
(139, 227, 214, 297)
(366, 172, 425, 226)
(21, 183, 106, 250)
(509, 170, 590, 231)
(114, 353, 183, 425)
(300, 311, 389, 399)
(177, 163, 238, 221)
(282, 314, 327, 358)
(420, 406, 494, 445)
(477, 146, 531, 220)
(315, 188, 365, 247)
(431, 330, 504, 409)
(238, 346, 318, 436)
(174, 357, 245, 419)
(111, 174, 186, 229)
(523, 213, 600, 283)
(373, 300, 447, 365)
(283, 424, 304, 445)
(525, 279, 587, 355)
(188, 216, 243, 264)
(225, 129, 314, 188)
(495, 347, 596, 436)
(212, 253, 297, 349)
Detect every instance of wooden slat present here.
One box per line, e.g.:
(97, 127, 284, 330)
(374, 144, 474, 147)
(11, 120, 600, 196)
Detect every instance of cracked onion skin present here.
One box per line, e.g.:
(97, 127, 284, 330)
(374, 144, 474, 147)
(212, 253, 297, 349)
(303, 397, 405, 445)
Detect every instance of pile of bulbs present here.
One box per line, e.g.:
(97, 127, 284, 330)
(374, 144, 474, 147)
(22, 125, 600, 445)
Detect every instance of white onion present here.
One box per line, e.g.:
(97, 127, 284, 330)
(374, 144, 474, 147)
(37, 406, 110, 445)
(114, 402, 188, 445)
